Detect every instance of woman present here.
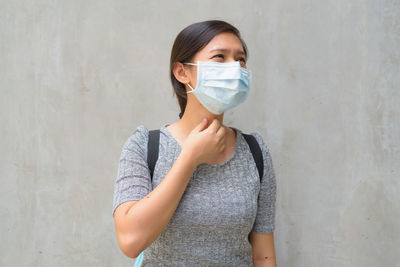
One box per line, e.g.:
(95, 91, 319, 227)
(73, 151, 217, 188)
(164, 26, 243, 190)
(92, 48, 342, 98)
(112, 20, 277, 266)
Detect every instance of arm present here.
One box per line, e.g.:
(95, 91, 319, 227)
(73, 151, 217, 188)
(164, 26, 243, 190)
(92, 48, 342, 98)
(113, 149, 197, 258)
(249, 131, 277, 266)
(249, 231, 276, 267)
(113, 118, 226, 258)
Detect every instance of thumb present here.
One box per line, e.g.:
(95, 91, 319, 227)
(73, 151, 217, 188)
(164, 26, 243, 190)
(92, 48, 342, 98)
(193, 118, 208, 132)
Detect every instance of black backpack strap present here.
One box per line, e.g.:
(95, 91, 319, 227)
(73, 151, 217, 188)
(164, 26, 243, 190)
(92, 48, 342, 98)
(242, 133, 264, 181)
(147, 129, 160, 181)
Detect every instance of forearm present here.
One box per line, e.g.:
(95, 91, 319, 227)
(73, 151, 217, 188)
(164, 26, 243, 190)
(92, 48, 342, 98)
(249, 231, 277, 267)
(119, 150, 197, 255)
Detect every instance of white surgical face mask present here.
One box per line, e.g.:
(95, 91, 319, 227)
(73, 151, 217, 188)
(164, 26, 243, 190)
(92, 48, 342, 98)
(184, 61, 251, 115)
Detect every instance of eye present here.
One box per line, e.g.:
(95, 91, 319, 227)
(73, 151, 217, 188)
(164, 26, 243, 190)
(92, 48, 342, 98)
(238, 57, 246, 63)
(211, 54, 224, 59)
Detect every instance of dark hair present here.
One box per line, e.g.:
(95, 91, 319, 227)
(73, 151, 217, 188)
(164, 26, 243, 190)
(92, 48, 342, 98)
(170, 20, 248, 118)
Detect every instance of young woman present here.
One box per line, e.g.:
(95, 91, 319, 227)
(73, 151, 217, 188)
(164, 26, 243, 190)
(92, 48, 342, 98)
(112, 20, 277, 266)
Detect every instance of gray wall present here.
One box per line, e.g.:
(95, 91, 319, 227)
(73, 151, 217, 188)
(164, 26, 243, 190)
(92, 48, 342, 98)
(1, 0, 399, 266)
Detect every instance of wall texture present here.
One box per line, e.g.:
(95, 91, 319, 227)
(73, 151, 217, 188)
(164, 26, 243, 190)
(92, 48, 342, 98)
(1, 0, 399, 266)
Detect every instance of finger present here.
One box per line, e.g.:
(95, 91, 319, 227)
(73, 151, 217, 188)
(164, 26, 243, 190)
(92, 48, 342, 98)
(216, 125, 226, 137)
(193, 118, 208, 132)
(208, 118, 221, 133)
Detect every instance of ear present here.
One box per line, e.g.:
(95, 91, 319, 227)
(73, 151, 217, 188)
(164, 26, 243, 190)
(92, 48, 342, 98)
(172, 62, 192, 85)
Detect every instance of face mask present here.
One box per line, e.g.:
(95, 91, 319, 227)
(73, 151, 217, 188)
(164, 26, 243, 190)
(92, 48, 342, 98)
(184, 61, 252, 115)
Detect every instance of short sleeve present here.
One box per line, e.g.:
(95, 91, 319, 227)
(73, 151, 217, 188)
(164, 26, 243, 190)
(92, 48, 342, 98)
(250, 131, 277, 234)
(112, 125, 152, 215)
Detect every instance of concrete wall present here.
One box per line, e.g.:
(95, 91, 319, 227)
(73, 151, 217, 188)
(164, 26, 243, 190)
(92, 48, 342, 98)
(1, 0, 399, 266)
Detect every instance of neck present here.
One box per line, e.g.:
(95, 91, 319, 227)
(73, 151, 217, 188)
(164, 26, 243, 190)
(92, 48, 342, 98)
(177, 95, 224, 135)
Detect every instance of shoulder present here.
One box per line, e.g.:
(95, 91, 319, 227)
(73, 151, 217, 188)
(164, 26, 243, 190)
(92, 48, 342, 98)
(121, 125, 149, 154)
(248, 130, 276, 181)
(248, 130, 271, 155)
(248, 130, 275, 171)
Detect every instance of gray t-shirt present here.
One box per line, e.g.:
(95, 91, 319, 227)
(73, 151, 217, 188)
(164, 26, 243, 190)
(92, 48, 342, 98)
(112, 123, 277, 266)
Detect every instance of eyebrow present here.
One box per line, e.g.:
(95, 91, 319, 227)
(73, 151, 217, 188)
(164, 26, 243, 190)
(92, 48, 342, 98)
(208, 48, 246, 56)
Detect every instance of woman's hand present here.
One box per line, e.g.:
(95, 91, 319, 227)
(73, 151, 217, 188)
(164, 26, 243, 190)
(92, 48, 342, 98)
(181, 118, 227, 166)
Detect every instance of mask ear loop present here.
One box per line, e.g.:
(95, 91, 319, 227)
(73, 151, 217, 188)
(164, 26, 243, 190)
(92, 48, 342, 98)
(183, 62, 197, 94)
(186, 83, 195, 93)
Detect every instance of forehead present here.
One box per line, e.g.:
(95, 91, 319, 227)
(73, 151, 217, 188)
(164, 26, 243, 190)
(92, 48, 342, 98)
(199, 32, 245, 55)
